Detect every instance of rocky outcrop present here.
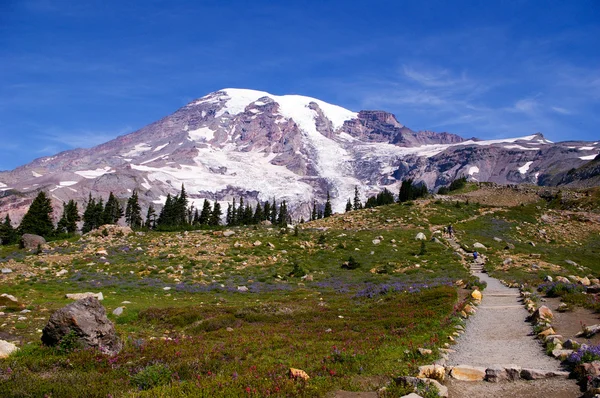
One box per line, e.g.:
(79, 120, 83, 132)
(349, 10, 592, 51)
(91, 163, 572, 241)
(41, 297, 122, 355)
(20, 234, 46, 250)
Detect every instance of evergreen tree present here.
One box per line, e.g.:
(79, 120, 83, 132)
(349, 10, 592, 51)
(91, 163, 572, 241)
(376, 188, 395, 206)
(0, 215, 16, 245)
(174, 184, 188, 226)
(199, 199, 212, 226)
(193, 208, 200, 225)
(19, 191, 54, 237)
(157, 194, 173, 226)
(226, 203, 233, 226)
(317, 209, 323, 219)
(253, 201, 264, 223)
(57, 200, 79, 234)
(82, 194, 96, 233)
(353, 186, 362, 211)
(231, 198, 237, 226)
(324, 191, 333, 218)
(269, 199, 277, 224)
(364, 196, 377, 208)
(243, 203, 253, 225)
(263, 201, 271, 222)
(209, 202, 222, 226)
(399, 179, 415, 203)
(56, 204, 69, 235)
(277, 200, 288, 227)
(125, 191, 143, 229)
(145, 204, 157, 229)
(236, 197, 245, 225)
(345, 199, 352, 212)
(103, 192, 124, 224)
(311, 200, 317, 221)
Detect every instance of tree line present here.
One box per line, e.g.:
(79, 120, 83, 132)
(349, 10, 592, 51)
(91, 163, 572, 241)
(0, 178, 434, 245)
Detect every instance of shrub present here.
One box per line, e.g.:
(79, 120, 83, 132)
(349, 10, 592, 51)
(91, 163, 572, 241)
(538, 282, 584, 297)
(288, 261, 306, 278)
(131, 363, 172, 390)
(57, 330, 82, 354)
(341, 256, 360, 270)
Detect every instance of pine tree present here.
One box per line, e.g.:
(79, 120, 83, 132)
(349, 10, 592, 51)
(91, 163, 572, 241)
(324, 191, 333, 218)
(145, 204, 157, 229)
(0, 215, 16, 245)
(57, 200, 79, 234)
(231, 198, 237, 226)
(157, 194, 173, 226)
(253, 202, 264, 223)
(193, 208, 200, 225)
(353, 186, 362, 210)
(263, 201, 271, 222)
(269, 199, 277, 224)
(19, 191, 54, 237)
(174, 184, 188, 226)
(236, 197, 245, 225)
(199, 199, 212, 226)
(277, 200, 288, 227)
(103, 192, 124, 224)
(209, 202, 222, 226)
(56, 204, 69, 235)
(317, 210, 323, 219)
(311, 200, 317, 221)
(345, 199, 352, 212)
(226, 203, 233, 226)
(399, 179, 414, 203)
(243, 203, 253, 225)
(82, 194, 96, 233)
(125, 191, 142, 229)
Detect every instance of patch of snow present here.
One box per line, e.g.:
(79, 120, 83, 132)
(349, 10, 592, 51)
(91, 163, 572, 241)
(0, 182, 9, 191)
(75, 167, 114, 179)
(503, 145, 540, 151)
(338, 132, 357, 142)
(141, 156, 166, 165)
(518, 161, 533, 174)
(468, 166, 480, 175)
(59, 181, 78, 187)
(122, 143, 151, 157)
(153, 143, 169, 152)
(580, 154, 598, 160)
(567, 146, 576, 149)
(579, 146, 595, 150)
(183, 124, 189, 131)
(32, 171, 42, 177)
(217, 88, 358, 130)
(535, 172, 540, 180)
(68, 187, 77, 192)
(141, 179, 152, 190)
(188, 127, 215, 142)
(123, 158, 132, 162)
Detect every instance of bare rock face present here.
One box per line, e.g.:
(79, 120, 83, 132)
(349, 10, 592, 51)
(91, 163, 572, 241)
(20, 234, 46, 250)
(41, 297, 122, 355)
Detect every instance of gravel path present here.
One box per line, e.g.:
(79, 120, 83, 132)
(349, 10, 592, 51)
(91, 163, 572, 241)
(447, 271, 562, 369)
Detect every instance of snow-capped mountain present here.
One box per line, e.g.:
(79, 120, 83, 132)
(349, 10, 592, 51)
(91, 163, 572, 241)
(0, 88, 598, 223)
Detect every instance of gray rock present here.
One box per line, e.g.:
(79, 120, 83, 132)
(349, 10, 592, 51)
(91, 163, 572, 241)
(504, 243, 515, 250)
(563, 339, 579, 349)
(237, 286, 249, 292)
(112, 307, 124, 316)
(41, 297, 122, 355)
(0, 339, 19, 359)
(0, 293, 18, 302)
(1, 268, 12, 274)
(415, 232, 426, 241)
(565, 260, 579, 267)
(544, 275, 553, 282)
(473, 242, 487, 250)
(66, 292, 104, 301)
(493, 237, 503, 242)
(485, 366, 508, 382)
(222, 230, 235, 237)
(20, 234, 46, 250)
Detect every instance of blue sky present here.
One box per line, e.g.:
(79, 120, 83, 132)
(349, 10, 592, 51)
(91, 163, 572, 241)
(1, 0, 599, 170)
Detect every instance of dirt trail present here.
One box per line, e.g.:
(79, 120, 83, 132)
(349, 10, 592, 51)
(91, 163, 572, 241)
(445, 252, 582, 397)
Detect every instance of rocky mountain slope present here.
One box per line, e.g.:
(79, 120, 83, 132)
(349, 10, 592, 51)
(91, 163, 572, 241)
(0, 88, 598, 222)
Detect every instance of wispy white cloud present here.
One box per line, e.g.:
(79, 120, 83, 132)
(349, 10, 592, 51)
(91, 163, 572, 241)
(41, 126, 132, 149)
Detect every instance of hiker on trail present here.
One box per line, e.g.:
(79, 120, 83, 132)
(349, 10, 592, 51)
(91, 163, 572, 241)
(443, 226, 448, 236)
(473, 251, 478, 261)
(448, 224, 453, 237)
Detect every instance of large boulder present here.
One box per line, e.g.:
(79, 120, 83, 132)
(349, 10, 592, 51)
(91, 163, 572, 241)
(41, 297, 122, 355)
(20, 234, 46, 250)
(0, 339, 19, 359)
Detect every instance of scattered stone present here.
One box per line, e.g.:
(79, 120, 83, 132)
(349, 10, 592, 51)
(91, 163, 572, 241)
(563, 339, 579, 349)
(531, 305, 553, 323)
(538, 327, 556, 339)
(504, 243, 515, 250)
(417, 364, 445, 381)
(521, 369, 569, 380)
(503, 258, 513, 265)
(577, 324, 600, 338)
(372, 239, 381, 245)
(471, 290, 482, 301)
(415, 232, 426, 241)
(253, 241, 262, 247)
(65, 292, 104, 301)
(395, 376, 448, 398)
(1, 268, 12, 274)
(267, 242, 275, 248)
(289, 368, 310, 381)
(450, 365, 486, 381)
(0, 339, 19, 359)
(237, 286, 249, 292)
(418, 347, 432, 355)
(112, 307, 124, 316)
(56, 269, 68, 277)
(528, 241, 536, 247)
(226, 327, 234, 332)
(544, 275, 553, 282)
(0, 293, 18, 302)
(400, 394, 423, 398)
(485, 366, 509, 382)
(587, 285, 600, 294)
(20, 234, 46, 250)
(493, 237, 503, 242)
(222, 230, 235, 237)
(551, 349, 573, 360)
(565, 260, 579, 267)
(41, 297, 122, 355)
(163, 287, 171, 291)
(556, 276, 570, 284)
(95, 249, 108, 256)
(473, 242, 486, 250)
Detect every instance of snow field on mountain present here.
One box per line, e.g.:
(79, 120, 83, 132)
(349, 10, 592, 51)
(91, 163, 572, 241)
(518, 161, 534, 174)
